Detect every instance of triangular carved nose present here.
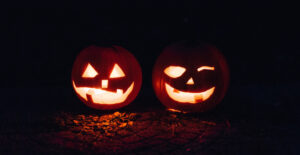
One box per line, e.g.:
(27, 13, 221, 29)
(186, 77, 194, 85)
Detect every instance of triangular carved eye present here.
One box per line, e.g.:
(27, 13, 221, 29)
(109, 64, 125, 78)
(82, 63, 98, 78)
(164, 66, 186, 78)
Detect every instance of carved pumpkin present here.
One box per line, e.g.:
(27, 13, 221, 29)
(152, 41, 229, 113)
(72, 45, 142, 110)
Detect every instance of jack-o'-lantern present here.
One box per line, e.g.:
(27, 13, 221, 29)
(152, 41, 229, 113)
(72, 45, 142, 110)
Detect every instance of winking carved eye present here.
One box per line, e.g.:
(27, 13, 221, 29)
(164, 66, 215, 104)
(152, 41, 229, 113)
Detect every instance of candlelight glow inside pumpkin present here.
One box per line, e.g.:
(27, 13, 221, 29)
(164, 65, 215, 103)
(72, 46, 142, 110)
(72, 63, 134, 104)
(152, 41, 229, 113)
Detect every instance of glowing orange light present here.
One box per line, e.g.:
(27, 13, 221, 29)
(197, 66, 215, 72)
(82, 63, 98, 78)
(102, 80, 108, 88)
(73, 81, 134, 104)
(164, 66, 186, 78)
(110, 64, 125, 78)
(168, 108, 183, 113)
(186, 77, 194, 85)
(165, 83, 215, 103)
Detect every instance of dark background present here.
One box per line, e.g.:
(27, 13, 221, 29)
(4, 8, 299, 88)
(0, 6, 299, 153)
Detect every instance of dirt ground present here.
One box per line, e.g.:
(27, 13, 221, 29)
(0, 106, 298, 154)
(0, 85, 299, 154)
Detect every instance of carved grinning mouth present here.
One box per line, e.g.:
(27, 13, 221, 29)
(72, 81, 134, 104)
(165, 83, 215, 104)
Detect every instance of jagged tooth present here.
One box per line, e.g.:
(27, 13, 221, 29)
(87, 89, 95, 95)
(117, 89, 123, 94)
(194, 94, 203, 103)
(173, 88, 180, 93)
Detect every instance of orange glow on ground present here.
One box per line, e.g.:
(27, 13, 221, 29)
(165, 83, 215, 103)
(73, 81, 134, 104)
(167, 108, 188, 113)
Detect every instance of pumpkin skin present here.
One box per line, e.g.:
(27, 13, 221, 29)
(72, 45, 142, 110)
(152, 41, 229, 113)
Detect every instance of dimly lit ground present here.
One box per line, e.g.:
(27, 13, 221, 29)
(0, 84, 299, 154)
(1, 7, 299, 154)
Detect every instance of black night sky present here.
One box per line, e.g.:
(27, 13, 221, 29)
(1, 5, 299, 154)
